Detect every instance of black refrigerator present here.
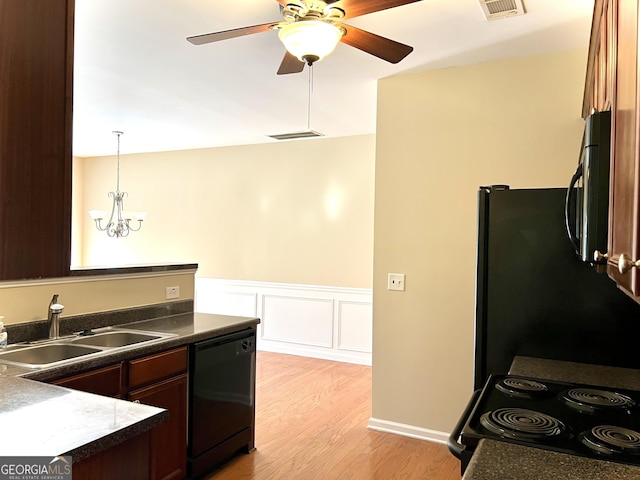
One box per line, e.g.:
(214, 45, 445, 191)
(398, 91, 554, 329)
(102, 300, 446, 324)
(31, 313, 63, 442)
(474, 185, 640, 390)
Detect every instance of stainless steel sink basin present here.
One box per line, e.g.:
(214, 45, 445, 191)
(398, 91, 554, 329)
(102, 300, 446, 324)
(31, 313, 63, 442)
(0, 344, 102, 367)
(70, 331, 162, 348)
(0, 327, 176, 369)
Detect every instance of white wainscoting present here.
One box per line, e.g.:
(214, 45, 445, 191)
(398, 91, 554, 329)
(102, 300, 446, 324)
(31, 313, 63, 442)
(195, 278, 372, 365)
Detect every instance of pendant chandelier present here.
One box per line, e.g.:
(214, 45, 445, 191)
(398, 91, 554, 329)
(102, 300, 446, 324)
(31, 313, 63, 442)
(88, 131, 146, 238)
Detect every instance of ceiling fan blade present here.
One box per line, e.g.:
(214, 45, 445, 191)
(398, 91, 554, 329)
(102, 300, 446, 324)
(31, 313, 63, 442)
(187, 22, 277, 45)
(341, 24, 413, 64)
(277, 51, 306, 75)
(339, 0, 421, 19)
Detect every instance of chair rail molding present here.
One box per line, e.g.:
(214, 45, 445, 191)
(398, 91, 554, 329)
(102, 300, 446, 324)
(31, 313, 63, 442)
(195, 278, 372, 365)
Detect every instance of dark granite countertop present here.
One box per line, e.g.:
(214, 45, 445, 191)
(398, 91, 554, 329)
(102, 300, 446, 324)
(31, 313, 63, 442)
(69, 262, 198, 277)
(509, 356, 640, 391)
(0, 312, 260, 462)
(461, 356, 640, 480)
(464, 440, 640, 480)
(0, 377, 167, 462)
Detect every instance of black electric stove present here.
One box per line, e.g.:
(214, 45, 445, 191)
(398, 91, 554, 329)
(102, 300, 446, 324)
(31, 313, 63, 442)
(449, 375, 640, 474)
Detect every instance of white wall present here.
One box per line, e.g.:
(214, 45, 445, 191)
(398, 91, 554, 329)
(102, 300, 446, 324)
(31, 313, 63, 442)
(372, 48, 588, 438)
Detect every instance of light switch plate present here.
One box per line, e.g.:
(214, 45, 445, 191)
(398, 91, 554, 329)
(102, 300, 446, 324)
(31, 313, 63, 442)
(388, 273, 405, 291)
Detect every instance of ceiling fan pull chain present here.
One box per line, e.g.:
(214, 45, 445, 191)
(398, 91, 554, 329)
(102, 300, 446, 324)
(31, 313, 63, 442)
(307, 64, 314, 130)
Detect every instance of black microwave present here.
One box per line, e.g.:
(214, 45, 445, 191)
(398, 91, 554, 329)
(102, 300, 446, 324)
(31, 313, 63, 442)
(565, 110, 611, 264)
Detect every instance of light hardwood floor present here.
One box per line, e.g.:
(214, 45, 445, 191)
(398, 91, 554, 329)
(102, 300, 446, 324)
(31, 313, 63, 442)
(206, 351, 462, 480)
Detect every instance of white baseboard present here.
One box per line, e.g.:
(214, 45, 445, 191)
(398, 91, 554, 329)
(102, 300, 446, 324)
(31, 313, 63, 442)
(258, 341, 372, 366)
(367, 417, 449, 445)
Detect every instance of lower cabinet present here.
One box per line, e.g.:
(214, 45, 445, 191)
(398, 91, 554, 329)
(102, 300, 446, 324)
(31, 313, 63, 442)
(50, 346, 188, 480)
(130, 375, 188, 480)
(52, 363, 123, 397)
(73, 430, 152, 480)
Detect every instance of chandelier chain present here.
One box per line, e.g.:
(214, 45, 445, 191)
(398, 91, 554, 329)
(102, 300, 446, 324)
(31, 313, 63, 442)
(113, 130, 123, 193)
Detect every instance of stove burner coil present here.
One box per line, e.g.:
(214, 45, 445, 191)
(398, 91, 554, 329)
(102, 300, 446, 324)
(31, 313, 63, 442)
(562, 388, 636, 414)
(495, 378, 549, 398)
(480, 408, 565, 440)
(580, 425, 640, 455)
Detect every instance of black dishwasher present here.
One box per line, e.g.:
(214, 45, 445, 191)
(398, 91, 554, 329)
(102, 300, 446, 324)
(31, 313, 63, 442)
(187, 328, 256, 478)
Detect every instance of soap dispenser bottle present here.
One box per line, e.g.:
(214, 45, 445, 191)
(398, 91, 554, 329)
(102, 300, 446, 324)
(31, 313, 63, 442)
(0, 317, 7, 349)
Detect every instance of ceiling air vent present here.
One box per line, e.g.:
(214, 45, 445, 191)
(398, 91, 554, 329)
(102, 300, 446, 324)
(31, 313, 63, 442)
(267, 130, 324, 141)
(478, 0, 525, 21)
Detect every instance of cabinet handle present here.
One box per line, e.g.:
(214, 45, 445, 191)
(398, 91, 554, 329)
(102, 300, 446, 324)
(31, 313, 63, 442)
(594, 250, 608, 264)
(616, 253, 640, 274)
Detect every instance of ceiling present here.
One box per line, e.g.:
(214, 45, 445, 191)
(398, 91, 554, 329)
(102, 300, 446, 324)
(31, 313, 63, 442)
(73, 0, 594, 157)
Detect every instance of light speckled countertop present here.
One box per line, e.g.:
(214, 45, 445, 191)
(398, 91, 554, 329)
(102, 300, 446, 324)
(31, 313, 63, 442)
(461, 356, 640, 480)
(0, 312, 259, 462)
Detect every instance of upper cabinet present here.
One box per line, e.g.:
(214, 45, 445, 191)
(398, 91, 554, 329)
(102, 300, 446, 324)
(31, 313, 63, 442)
(0, 0, 74, 280)
(583, 0, 616, 117)
(607, 0, 640, 296)
(586, 0, 640, 298)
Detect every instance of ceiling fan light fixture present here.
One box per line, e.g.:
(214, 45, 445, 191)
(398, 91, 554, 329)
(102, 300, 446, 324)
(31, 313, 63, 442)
(278, 20, 343, 64)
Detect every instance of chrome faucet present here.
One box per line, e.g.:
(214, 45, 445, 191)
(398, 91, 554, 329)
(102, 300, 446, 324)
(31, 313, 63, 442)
(47, 294, 64, 339)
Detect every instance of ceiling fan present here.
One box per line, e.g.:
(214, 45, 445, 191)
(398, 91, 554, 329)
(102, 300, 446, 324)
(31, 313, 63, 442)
(187, 0, 421, 75)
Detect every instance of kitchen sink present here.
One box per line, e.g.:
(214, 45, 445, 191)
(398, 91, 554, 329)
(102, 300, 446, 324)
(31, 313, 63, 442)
(70, 331, 163, 348)
(0, 344, 102, 367)
(0, 327, 177, 369)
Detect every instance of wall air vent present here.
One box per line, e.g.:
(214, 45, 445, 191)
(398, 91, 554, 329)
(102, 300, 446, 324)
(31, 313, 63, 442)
(267, 130, 324, 140)
(478, 0, 525, 21)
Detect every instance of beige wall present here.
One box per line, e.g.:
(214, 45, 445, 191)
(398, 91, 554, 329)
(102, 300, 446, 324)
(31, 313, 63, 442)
(373, 49, 587, 433)
(0, 272, 195, 325)
(77, 135, 375, 289)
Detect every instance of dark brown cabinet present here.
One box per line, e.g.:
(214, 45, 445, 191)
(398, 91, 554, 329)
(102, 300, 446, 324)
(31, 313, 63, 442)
(52, 363, 123, 397)
(73, 431, 151, 480)
(49, 347, 188, 480)
(584, 0, 640, 300)
(606, 0, 640, 296)
(130, 375, 188, 480)
(583, 0, 616, 117)
(0, 0, 74, 280)
(127, 347, 188, 480)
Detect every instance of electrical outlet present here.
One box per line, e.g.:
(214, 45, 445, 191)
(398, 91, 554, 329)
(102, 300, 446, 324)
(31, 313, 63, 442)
(388, 273, 405, 291)
(165, 286, 180, 299)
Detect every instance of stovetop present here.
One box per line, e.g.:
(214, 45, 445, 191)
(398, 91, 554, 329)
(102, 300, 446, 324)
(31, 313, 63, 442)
(461, 375, 640, 466)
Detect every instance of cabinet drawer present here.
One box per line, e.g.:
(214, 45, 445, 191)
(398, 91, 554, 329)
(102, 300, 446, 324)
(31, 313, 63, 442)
(53, 363, 123, 397)
(128, 346, 187, 389)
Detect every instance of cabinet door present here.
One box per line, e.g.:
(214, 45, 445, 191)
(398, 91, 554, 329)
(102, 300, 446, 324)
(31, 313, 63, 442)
(129, 374, 188, 480)
(607, 0, 640, 296)
(0, 0, 73, 280)
(583, 0, 616, 116)
(52, 364, 123, 397)
(73, 430, 151, 480)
